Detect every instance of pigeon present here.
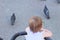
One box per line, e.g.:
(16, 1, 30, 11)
(57, 0, 60, 3)
(11, 13, 16, 25)
(43, 5, 50, 19)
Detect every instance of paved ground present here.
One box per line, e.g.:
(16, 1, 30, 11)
(0, 0, 60, 40)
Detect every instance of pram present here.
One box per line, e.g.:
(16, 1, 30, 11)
(11, 31, 52, 40)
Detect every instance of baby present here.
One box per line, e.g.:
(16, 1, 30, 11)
(25, 16, 52, 40)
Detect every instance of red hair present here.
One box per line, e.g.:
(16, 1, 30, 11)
(29, 16, 42, 33)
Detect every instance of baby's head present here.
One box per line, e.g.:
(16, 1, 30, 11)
(29, 16, 42, 33)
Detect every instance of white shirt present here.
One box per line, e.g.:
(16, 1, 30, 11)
(24, 27, 45, 40)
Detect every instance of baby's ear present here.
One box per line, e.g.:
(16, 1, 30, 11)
(41, 27, 44, 30)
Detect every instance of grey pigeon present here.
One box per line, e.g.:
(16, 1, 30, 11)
(43, 5, 50, 19)
(11, 13, 16, 25)
(57, 0, 60, 3)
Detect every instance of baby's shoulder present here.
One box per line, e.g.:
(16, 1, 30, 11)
(25, 27, 30, 32)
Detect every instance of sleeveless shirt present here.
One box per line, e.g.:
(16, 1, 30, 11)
(24, 27, 45, 40)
